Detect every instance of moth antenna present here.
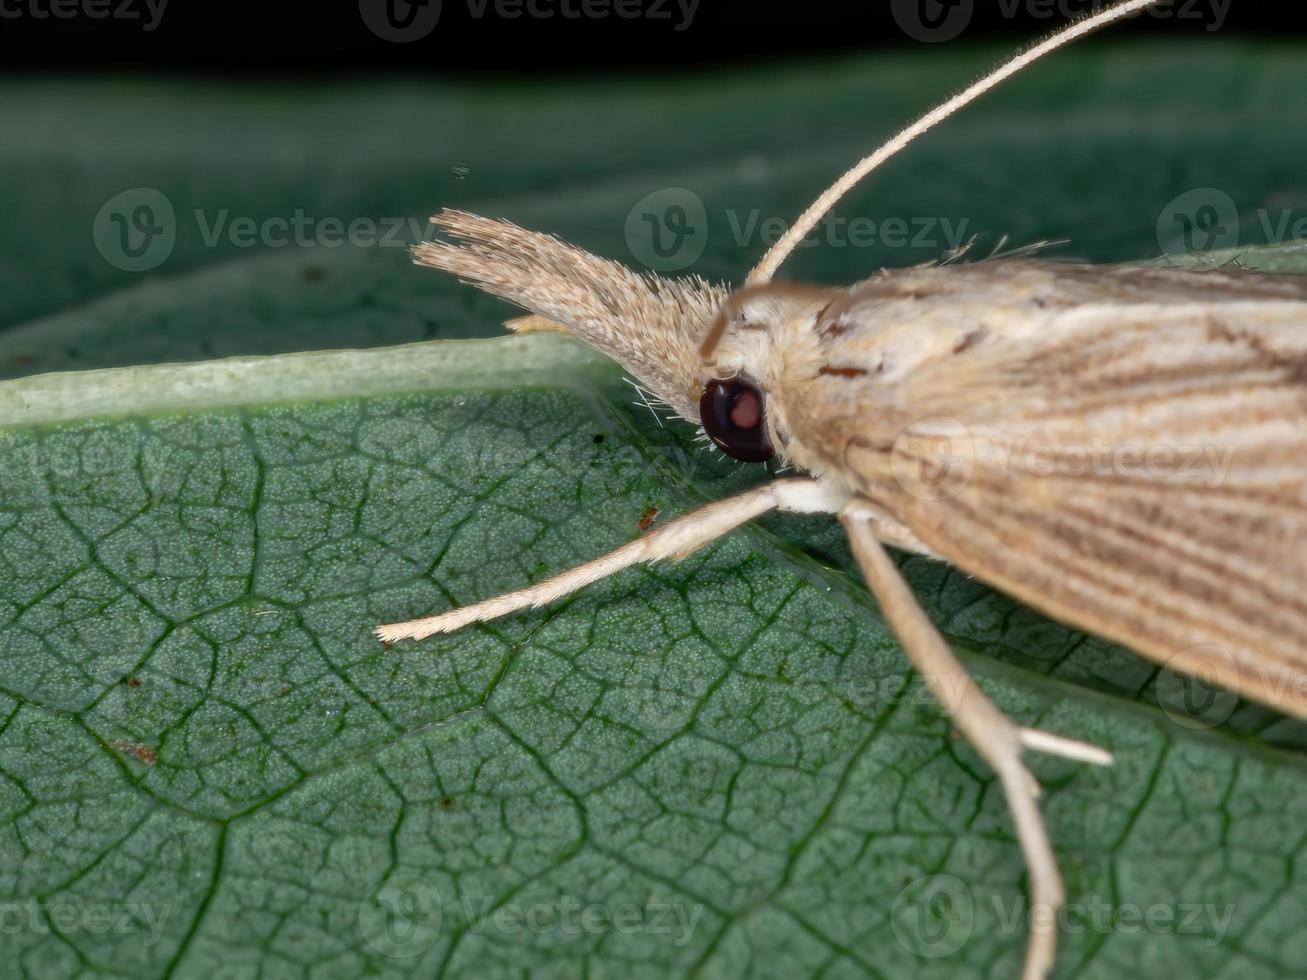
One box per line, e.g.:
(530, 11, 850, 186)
(747, 0, 1162, 284)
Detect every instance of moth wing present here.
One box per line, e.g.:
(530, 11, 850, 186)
(797, 262, 1307, 717)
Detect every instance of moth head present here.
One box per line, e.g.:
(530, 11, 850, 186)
(695, 283, 835, 463)
(412, 210, 727, 421)
(413, 211, 829, 466)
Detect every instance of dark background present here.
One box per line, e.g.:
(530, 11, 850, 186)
(0, 0, 1295, 75)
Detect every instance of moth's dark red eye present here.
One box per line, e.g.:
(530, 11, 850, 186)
(699, 377, 774, 463)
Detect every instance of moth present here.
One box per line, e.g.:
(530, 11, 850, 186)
(376, 0, 1307, 976)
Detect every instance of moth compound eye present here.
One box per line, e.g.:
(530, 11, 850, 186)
(699, 377, 774, 463)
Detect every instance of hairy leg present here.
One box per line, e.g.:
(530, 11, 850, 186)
(840, 500, 1110, 980)
(376, 478, 847, 643)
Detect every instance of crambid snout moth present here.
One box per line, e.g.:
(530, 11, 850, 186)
(376, 1, 1307, 976)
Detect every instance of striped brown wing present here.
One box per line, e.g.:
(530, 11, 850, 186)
(790, 261, 1307, 717)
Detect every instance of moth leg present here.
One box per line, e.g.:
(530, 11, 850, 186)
(376, 477, 847, 644)
(840, 502, 1110, 980)
(843, 499, 942, 560)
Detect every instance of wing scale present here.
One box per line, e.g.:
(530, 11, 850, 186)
(788, 261, 1307, 716)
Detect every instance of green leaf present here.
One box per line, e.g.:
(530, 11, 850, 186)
(4, 41, 1307, 979)
(1, 328, 1304, 978)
